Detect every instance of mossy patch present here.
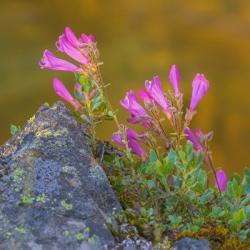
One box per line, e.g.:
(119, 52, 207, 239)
(61, 200, 73, 210)
(75, 233, 84, 241)
(15, 226, 26, 234)
(13, 168, 25, 183)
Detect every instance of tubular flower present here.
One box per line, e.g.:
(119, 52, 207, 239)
(169, 64, 181, 97)
(145, 76, 171, 118)
(120, 90, 151, 125)
(53, 78, 80, 110)
(39, 50, 81, 72)
(138, 88, 152, 104)
(189, 73, 209, 110)
(216, 169, 227, 192)
(184, 127, 203, 151)
(112, 132, 125, 147)
(127, 129, 147, 158)
(81, 33, 96, 44)
(112, 129, 147, 158)
(56, 27, 89, 65)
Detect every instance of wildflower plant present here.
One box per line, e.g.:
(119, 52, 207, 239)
(40, 27, 250, 246)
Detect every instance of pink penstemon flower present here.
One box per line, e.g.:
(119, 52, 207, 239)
(120, 90, 151, 126)
(145, 76, 171, 119)
(81, 33, 96, 44)
(56, 27, 90, 65)
(184, 127, 203, 151)
(215, 169, 227, 192)
(169, 64, 181, 97)
(39, 50, 82, 72)
(189, 73, 209, 111)
(138, 88, 152, 104)
(112, 128, 147, 158)
(53, 78, 80, 110)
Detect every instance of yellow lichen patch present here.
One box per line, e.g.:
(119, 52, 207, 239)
(27, 115, 35, 124)
(35, 128, 68, 138)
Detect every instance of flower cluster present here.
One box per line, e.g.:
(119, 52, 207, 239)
(111, 64, 228, 191)
(39, 27, 115, 134)
(40, 26, 227, 193)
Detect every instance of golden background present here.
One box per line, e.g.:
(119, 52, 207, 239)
(1, 0, 250, 175)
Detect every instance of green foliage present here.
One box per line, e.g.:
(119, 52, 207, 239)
(74, 73, 116, 128)
(10, 124, 21, 135)
(104, 142, 250, 243)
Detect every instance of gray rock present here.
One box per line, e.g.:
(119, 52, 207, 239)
(0, 102, 121, 250)
(174, 237, 211, 250)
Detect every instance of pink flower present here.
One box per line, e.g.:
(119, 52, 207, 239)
(145, 76, 170, 117)
(53, 78, 80, 110)
(216, 170, 227, 192)
(184, 127, 203, 151)
(112, 132, 125, 147)
(138, 88, 152, 103)
(81, 33, 96, 44)
(169, 64, 181, 97)
(189, 74, 209, 110)
(39, 50, 81, 72)
(120, 90, 150, 125)
(112, 128, 147, 158)
(56, 27, 89, 65)
(127, 129, 147, 158)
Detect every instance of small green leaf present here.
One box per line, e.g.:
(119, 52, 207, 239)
(167, 150, 177, 165)
(149, 150, 158, 163)
(162, 158, 173, 176)
(185, 141, 193, 162)
(199, 188, 214, 204)
(80, 114, 92, 124)
(91, 94, 105, 111)
(232, 208, 246, 224)
(78, 75, 91, 93)
(10, 124, 21, 135)
(147, 179, 155, 190)
(239, 229, 250, 241)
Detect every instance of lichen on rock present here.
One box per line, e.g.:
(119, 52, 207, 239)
(0, 102, 121, 250)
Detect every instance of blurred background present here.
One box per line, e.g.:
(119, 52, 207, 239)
(0, 0, 250, 174)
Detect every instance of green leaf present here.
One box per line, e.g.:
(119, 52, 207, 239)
(199, 188, 214, 204)
(239, 229, 250, 241)
(80, 114, 92, 124)
(242, 168, 250, 195)
(147, 179, 155, 190)
(240, 195, 250, 207)
(169, 214, 181, 227)
(178, 150, 186, 163)
(162, 157, 173, 176)
(185, 141, 193, 162)
(210, 206, 226, 218)
(78, 75, 92, 93)
(149, 150, 158, 163)
(232, 208, 246, 224)
(232, 173, 240, 184)
(10, 124, 21, 135)
(167, 150, 177, 165)
(194, 151, 203, 168)
(74, 87, 84, 101)
(91, 98, 104, 112)
(227, 177, 242, 197)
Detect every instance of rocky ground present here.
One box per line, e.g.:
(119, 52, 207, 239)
(0, 102, 211, 250)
